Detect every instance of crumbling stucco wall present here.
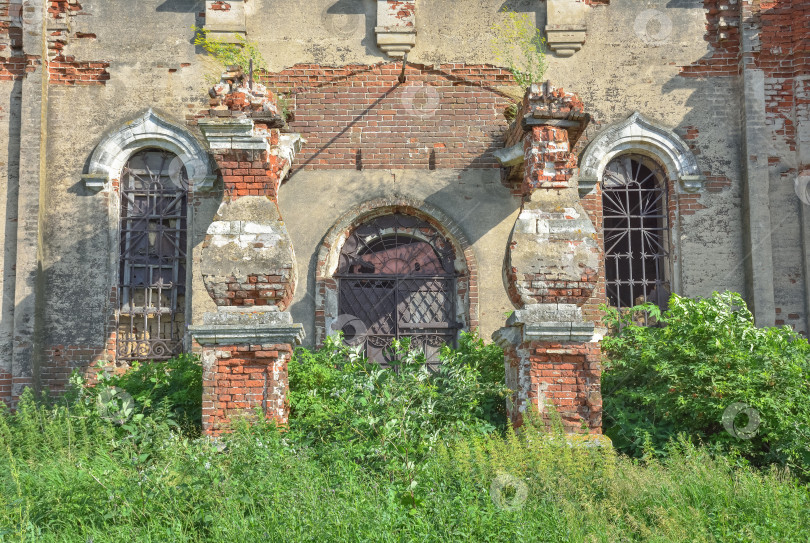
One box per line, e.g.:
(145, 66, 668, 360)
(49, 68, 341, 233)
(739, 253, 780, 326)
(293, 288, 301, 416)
(1, 0, 801, 401)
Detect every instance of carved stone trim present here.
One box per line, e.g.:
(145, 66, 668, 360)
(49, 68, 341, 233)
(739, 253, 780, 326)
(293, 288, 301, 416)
(376, 0, 416, 58)
(189, 307, 305, 346)
(578, 111, 705, 196)
(204, 0, 246, 44)
(545, 0, 588, 57)
(84, 109, 216, 192)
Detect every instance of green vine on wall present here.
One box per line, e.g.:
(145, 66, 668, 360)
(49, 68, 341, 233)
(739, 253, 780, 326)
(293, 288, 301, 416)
(193, 26, 268, 78)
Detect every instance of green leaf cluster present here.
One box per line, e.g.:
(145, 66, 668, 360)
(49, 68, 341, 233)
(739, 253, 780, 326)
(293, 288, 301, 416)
(489, 8, 548, 89)
(287, 331, 509, 478)
(602, 291, 810, 477)
(192, 26, 267, 76)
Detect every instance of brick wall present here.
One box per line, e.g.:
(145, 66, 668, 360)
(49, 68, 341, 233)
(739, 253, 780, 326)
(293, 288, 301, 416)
(503, 340, 601, 433)
(201, 343, 292, 435)
(261, 62, 515, 172)
(211, 145, 287, 201)
(44, 0, 111, 85)
(206, 272, 295, 311)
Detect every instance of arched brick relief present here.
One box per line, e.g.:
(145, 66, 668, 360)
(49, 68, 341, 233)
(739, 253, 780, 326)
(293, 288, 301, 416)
(313, 197, 479, 348)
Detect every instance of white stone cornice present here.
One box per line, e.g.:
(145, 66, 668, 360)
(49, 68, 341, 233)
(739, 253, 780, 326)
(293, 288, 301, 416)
(578, 111, 705, 196)
(84, 108, 216, 192)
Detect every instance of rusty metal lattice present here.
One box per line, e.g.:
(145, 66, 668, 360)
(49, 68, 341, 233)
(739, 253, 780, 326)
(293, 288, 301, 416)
(602, 155, 671, 322)
(117, 149, 187, 361)
(335, 214, 459, 367)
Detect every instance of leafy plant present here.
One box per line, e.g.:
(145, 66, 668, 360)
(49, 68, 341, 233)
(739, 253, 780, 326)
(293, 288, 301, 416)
(287, 331, 509, 490)
(100, 353, 202, 434)
(602, 291, 810, 477)
(490, 7, 548, 89)
(193, 26, 267, 77)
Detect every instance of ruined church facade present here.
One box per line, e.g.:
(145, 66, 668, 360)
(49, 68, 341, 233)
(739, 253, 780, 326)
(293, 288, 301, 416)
(0, 0, 808, 434)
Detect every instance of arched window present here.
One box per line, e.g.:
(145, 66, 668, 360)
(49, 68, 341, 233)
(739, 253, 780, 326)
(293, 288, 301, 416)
(117, 149, 188, 361)
(602, 155, 671, 317)
(335, 213, 460, 367)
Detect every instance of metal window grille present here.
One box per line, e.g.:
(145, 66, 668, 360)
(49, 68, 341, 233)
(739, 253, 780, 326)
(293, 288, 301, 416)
(602, 155, 671, 323)
(117, 149, 188, 361)
(335, 214, 460, 368)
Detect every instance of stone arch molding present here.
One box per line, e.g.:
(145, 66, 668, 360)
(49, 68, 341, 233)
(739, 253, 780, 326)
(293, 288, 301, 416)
(313, 196, 479, 347)
(578, 111, 704, 197)
(82, 109, 217, 192)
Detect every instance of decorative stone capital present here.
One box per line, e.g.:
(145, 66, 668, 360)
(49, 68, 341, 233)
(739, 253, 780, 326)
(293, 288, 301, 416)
(545, 0, 588, 57)
(204, 0, 246, 44)
(376, 0, 416, 58)
(189, 306, 305, 346)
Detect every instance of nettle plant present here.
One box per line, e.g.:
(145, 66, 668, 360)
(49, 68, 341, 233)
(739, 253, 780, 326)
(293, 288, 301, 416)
(490, 7, 548, 119)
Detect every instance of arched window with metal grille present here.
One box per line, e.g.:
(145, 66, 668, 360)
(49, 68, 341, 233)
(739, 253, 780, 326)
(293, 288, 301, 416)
(335, 213, 460, 368)
(601, 155, 671, 320)
(117, 149, 188, 361)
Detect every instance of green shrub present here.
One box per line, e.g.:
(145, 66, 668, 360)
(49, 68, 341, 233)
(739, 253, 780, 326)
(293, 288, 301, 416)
(287, 332, 509, 478)
(602, 291, 810, 476)
(100, 353, 202, 434)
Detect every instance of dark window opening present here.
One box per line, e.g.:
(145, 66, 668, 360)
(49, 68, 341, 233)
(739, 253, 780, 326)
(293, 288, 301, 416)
(335, 213, 460, 368)
(117, 149, 188, 361)
(602, 155, 671, 323)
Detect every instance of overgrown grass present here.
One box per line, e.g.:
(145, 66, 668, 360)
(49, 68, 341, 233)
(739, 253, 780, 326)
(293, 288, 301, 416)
(1, 392, 808, 541)
(1, 331, 808, 541)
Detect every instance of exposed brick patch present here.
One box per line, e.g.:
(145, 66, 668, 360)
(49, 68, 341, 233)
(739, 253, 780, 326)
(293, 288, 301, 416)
(504, 340, 601, 432)
(0, 55, 39, 80)
(45, 0, 112, 85)
(387, 0, 415, 25)
(207, 273, 295, 311)
(260, 62, 516, 171)
(201, 343, 292, 436)
(211, 146, 288, 201)
(0, 369, 11, 407)
(49, 55, 110, 85)
(680, 0, 741, 78)
(42, 343, 109, 393)
(705, 174, 732, 192)
(48, 0, 82, 19)
(210, 1, 231, 10)
(0, 1, 40, 81)
(509, 271, 599, 307)
(580, 187, 608, 323)
(42, 286, 119, 395)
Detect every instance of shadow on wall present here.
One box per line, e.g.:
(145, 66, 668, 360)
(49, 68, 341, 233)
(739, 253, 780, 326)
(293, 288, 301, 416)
(1, 161, 223, 399)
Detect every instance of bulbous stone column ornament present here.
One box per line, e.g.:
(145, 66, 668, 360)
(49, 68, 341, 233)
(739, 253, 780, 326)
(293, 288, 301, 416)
(189, 68, 305, 435)
(493, 83, 603, 434)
